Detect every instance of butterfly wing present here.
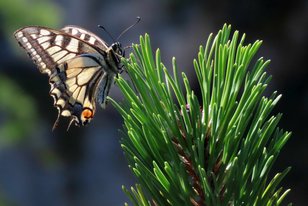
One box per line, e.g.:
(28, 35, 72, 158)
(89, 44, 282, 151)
(61, 25, 109, 51)
(14, 26, 115, 129)
(49, 54, 107, 128)
(61, 26, 124, 74)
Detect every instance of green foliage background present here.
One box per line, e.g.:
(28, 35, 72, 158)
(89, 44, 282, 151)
(0, 0, 62, 142)
(0, 1, 61, 204)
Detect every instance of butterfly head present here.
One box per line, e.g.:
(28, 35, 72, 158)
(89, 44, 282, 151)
(111, 42, 125, 57)
(110, 42, 125, 72)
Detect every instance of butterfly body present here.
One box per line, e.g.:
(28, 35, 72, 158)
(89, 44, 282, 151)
(14, 26, 124, 129)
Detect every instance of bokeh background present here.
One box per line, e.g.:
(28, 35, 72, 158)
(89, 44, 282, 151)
(0, 0, 307, 205)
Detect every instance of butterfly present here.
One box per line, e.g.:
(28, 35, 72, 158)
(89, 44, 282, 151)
(14, 18, 139, 130)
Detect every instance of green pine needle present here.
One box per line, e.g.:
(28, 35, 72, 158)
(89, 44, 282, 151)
(109, 24, 292, 206)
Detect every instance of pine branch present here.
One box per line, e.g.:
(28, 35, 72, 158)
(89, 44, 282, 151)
(109, 24, 292, 206)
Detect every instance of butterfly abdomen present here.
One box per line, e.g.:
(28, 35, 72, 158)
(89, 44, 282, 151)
(94, 72, 115, 109)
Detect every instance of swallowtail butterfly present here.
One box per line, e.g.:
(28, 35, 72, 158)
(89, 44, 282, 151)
(14, 19, 139, 130)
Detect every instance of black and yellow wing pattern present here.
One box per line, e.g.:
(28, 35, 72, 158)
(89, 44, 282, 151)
(14, 25, 124, 130)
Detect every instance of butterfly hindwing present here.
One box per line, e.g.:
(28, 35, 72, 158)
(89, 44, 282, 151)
(50, 54, 108, 129)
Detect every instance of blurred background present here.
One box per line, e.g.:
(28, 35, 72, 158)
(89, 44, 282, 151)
(0, 0, 307, 205)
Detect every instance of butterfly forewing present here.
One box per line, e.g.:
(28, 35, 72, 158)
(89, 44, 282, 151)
(61, 25, 109, 51)
(14, 26, 120, 129)
(14, 27, 104, 74)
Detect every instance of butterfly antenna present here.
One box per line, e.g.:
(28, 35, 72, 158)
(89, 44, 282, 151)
(116, 16, 141, 41)
(98, 25, 116, 42)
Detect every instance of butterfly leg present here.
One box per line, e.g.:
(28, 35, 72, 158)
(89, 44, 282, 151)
(52, 110, 61, 131)
(66, 117, 76, 131)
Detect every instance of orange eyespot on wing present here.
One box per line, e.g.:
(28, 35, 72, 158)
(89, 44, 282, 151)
(82, 108, 94, 119)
